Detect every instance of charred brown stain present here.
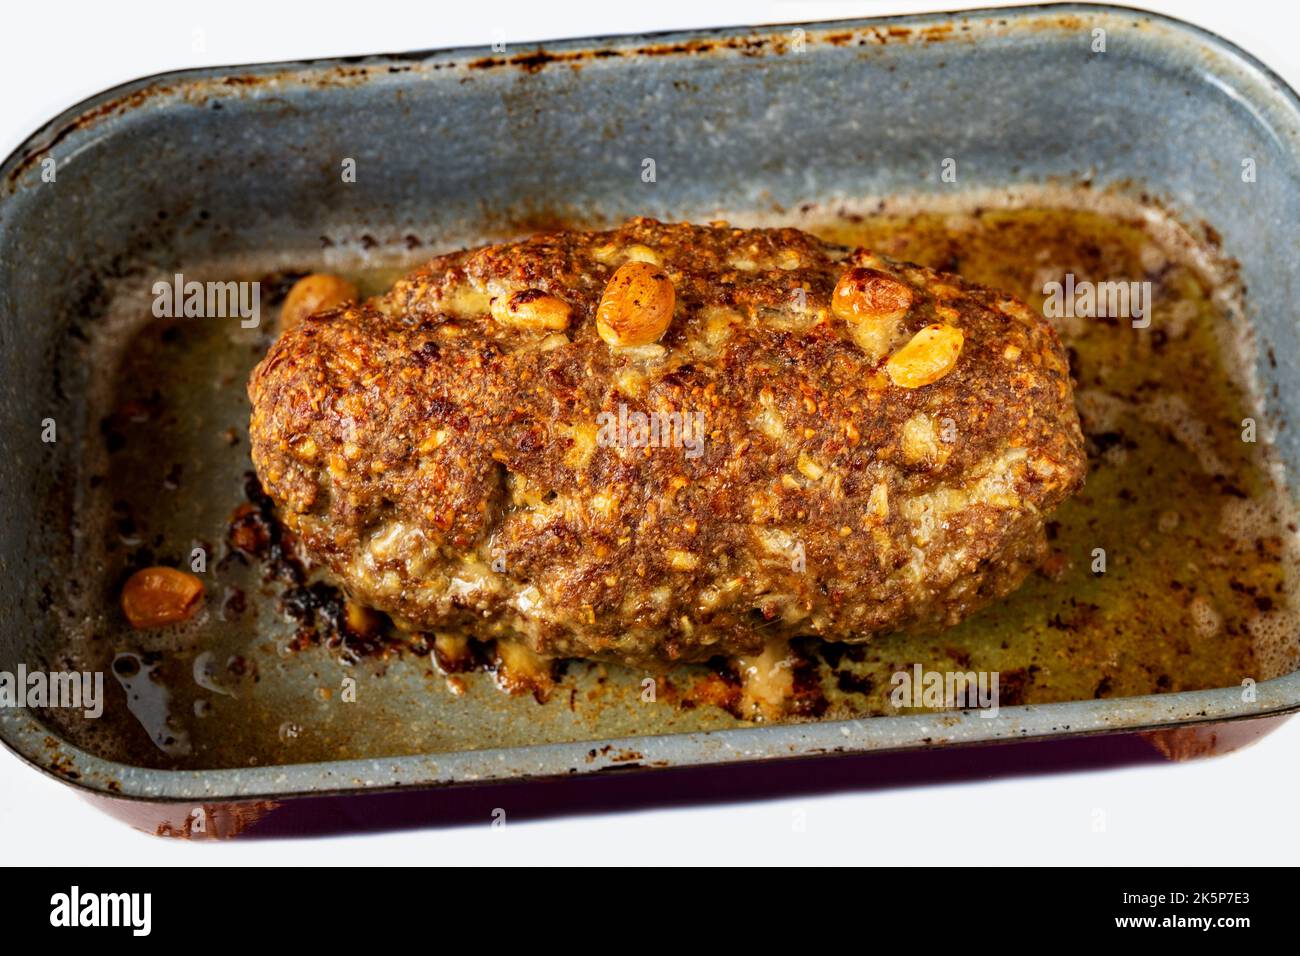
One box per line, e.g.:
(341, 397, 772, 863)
(7, 83, 176, 185)
(219, 75, 268, 87)
(47, 749, 80, 780)
(585, 744, 644, 763)
(469, 48, 591, 73)
(921, 23, 956, 43)
(141, 800, 279, 839)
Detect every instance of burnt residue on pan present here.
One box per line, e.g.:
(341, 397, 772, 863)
(28, 183, 1300, 772)
(3, 11, 1096, 191)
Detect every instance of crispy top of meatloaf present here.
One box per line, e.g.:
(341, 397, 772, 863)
(248, 217, 1086, 665)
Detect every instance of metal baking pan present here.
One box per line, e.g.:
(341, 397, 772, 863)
(4, 2, 1300, 837)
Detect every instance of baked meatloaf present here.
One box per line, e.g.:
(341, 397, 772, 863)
(248, 218, 1086, 666)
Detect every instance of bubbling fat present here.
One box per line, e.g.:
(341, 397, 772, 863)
(1221, 496, 1300, 678)
(1079, 385, 1300, 681)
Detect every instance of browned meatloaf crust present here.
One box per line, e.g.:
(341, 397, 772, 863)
(248, 218, 1086, 666)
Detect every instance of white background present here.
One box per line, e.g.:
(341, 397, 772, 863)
(2, 0, 1297, 865)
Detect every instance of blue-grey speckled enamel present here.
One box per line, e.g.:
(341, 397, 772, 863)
(1, 3, 1298, 801)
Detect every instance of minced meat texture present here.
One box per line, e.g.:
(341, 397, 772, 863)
(247, 217, 1086, 665)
